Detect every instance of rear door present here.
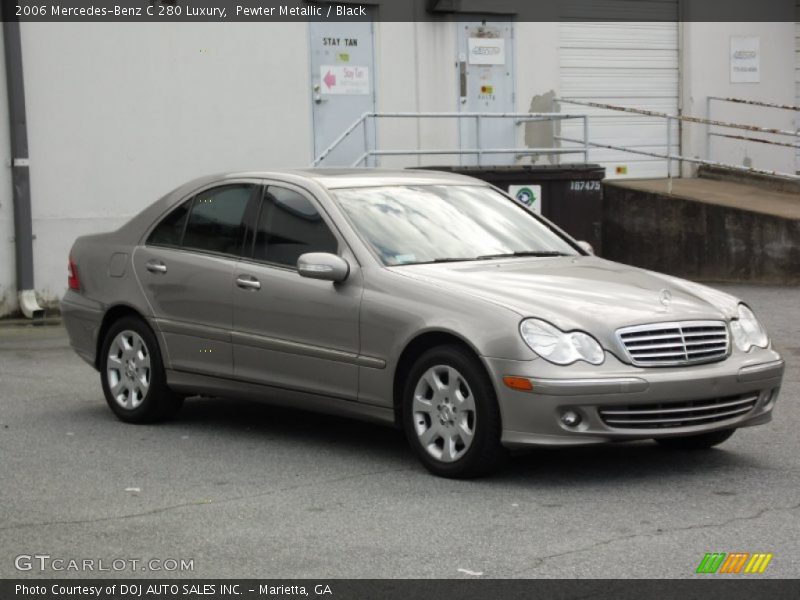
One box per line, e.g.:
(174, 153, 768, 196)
(231, 182, 362, 400)
(134, 182, 258, 377)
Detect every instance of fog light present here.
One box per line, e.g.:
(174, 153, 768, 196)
(561, 411, 582, 428)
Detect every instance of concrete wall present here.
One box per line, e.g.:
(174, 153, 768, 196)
(681, 21, 797, 176)
(516, 22, 561, 158)
(373, 21, 459, 169)
(9, 22, 311, 315)
(603, 182, 800, 284)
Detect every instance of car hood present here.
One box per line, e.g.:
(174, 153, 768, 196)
(393, 256, 740, 338)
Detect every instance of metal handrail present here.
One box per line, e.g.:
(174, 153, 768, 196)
(558, 136, 800, 180)
(708, 132, 800, 150)
(312, 112, 370, 167)
(312, 112, 590, 168)
(313, 103, 800, 182)
(705, 96, 800, 169)
(560, 98, 798, 137)
(708, 96, 800, 112)
(557, 97, 800, 183)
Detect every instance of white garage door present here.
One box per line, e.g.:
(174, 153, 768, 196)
(559, 5, 680, 178)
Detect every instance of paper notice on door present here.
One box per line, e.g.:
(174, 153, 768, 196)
(468, 37, 505, 65)
(730, 36, 760, 83)
(320, 65, 370, 95)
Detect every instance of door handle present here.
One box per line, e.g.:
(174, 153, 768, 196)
(146, 260, 167, 274)
(459, 60, 467, 104)
(236, 275, 261, 291)
(313, 83, 324, 104)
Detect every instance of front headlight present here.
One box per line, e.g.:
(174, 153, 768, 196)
(730, 304, 769, 352)
(520, 318, 605, 365)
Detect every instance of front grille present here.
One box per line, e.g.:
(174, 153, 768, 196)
(617, 320, 729, 367)
(598, 393, 759, 430)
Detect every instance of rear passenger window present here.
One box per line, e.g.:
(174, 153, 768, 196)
(182, 185, 252, 255)
(253, 186, 338, 267)
(147, 199, 191, 247)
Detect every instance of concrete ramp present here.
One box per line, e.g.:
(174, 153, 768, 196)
(602, 173, 800, 284)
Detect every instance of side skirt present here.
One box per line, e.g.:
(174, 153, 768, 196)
(166, 369, 396, 427)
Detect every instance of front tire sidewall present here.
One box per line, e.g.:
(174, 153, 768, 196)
(100, 316, 176, 423)
(402, 345, 505, 478)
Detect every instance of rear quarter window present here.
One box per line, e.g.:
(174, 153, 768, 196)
(147, 199, 191, 247)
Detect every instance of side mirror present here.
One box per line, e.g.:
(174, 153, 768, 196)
(577, 241, 595, 255)
(297, 252, 350, 283)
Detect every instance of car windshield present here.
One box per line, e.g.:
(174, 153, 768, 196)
(333, 184, 579, 266)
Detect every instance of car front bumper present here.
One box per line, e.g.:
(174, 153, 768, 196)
(484, 349, 784, 448)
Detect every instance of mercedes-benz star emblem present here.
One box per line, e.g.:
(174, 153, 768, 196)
(659, 289, 673, 307)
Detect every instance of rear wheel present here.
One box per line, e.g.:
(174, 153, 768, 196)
(655, 428, 735, 450)
(100, 316, 182, 423)
(402, 345, 506, 478)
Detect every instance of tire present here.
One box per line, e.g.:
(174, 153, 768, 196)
(402, 344, 507, 478)
(655, 428, 735, 450)
(99, 315, 183, 424)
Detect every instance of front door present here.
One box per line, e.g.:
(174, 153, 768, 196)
(457, 20, 516, 165)
(309, 11, 376, 166)
(231, 183, 362, 400)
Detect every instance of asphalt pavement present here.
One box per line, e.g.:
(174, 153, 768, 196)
(1, 284, 798, 579)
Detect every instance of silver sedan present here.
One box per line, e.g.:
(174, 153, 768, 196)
(61, 169, 784, 477)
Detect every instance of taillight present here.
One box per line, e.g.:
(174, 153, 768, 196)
(67, 256, 81, 291)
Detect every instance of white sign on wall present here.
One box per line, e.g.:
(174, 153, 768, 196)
(467, 37, 506, 65)
(508, 185, 542, 215)
(319, 65, 370, 95)
(730, 36, 760, 83)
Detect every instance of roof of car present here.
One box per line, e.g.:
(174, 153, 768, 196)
(219, 168, 487, 189)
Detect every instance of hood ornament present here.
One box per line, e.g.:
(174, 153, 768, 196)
(659, 289, 673, 308)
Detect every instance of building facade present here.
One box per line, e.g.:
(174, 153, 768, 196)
(0, 13, 797, 315)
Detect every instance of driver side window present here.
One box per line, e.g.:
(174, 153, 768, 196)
(251, 186, 338, 268)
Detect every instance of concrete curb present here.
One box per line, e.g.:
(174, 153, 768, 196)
(0, 316, 62, 328)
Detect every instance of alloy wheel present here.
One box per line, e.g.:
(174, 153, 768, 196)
(106, 330, 151, 410)
(412, 365, 477, 463)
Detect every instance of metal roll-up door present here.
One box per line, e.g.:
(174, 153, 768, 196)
(559, 1, 680, 178)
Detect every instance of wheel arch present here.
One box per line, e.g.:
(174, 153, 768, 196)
(392, 329, 497, 426)
(95, 304, 155, 369)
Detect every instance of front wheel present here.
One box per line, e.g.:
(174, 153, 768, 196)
(655, 428, 735, 450)
(402, 345, 507, 478)
(100, 316, 183, 424)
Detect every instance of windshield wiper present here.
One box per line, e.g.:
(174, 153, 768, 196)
(476, 250, 571, 260)
(414, 257, 480, 265)
(399, 251, 570, 266)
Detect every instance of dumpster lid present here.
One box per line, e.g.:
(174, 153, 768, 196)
(415, 164, 606, 181)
